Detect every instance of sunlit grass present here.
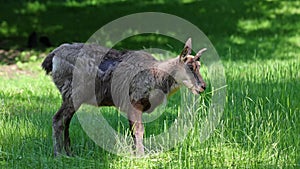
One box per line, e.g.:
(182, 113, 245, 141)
(288, 36, 300, 48)
(16, 1, 47, 14)
(274, 1, 300, 15)
(0, 55, 299, 168)
(237, 19, 271, 33)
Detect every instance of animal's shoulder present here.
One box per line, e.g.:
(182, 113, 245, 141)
(121, 50, 157, 66)
(131, 50, 157, 60)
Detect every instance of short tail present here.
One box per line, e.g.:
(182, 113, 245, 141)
(41, 52, 55, 74)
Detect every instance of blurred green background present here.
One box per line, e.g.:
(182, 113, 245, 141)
(1, 0, 299, 62)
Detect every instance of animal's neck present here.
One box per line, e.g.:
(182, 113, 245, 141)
(154, 57, 181, 95)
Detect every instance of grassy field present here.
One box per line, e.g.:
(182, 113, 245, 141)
(1, 0, 300, 168)
(0, 58, 299, 168)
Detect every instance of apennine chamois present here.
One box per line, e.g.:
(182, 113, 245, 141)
(42, 38, 207, 156)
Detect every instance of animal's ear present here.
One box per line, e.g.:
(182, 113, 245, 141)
(179, 38, 192, 63)
(194, 48, 207, 61)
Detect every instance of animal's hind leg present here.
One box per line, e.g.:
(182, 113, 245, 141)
(52, 101, 75, 156)
(63, 110, 75, 156)
(52, 106, 64, 156)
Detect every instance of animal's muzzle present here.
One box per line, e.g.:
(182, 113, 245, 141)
(201, 84, 206, 90)
(194, 83, 206, 94)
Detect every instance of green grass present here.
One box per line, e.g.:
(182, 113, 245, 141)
(1, 0, 300, 168)
(0, 57, 299, 168)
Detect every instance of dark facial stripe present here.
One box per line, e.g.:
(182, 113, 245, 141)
(185, 57, 204, 86)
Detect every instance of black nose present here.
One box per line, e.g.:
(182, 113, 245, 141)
(201, 85, 206, 90)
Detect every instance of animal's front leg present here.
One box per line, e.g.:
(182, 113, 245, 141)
(128, 105, 144, 156)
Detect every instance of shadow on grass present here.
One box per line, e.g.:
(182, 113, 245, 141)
(0, 0, 299, 64)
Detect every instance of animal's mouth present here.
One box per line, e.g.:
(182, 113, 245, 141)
(192, 87, 205, 95)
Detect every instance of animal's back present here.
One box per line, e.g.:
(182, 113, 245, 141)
(42, 43, 158, 107)
(44, 43, 108, 76)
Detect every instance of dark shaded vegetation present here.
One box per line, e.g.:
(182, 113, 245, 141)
(0, 0, 299, 64)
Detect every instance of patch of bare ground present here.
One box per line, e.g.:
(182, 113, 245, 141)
(0, 49, 47, 78)
(0, 64, 36, 78)
(0, 49, 20, 64)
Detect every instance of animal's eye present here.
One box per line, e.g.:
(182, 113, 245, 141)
(187, 64, 194, 70)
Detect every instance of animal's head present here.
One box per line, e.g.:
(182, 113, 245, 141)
(174, 38, 207, 95)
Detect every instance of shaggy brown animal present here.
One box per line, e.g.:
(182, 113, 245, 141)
(42, 38, 207, 156)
